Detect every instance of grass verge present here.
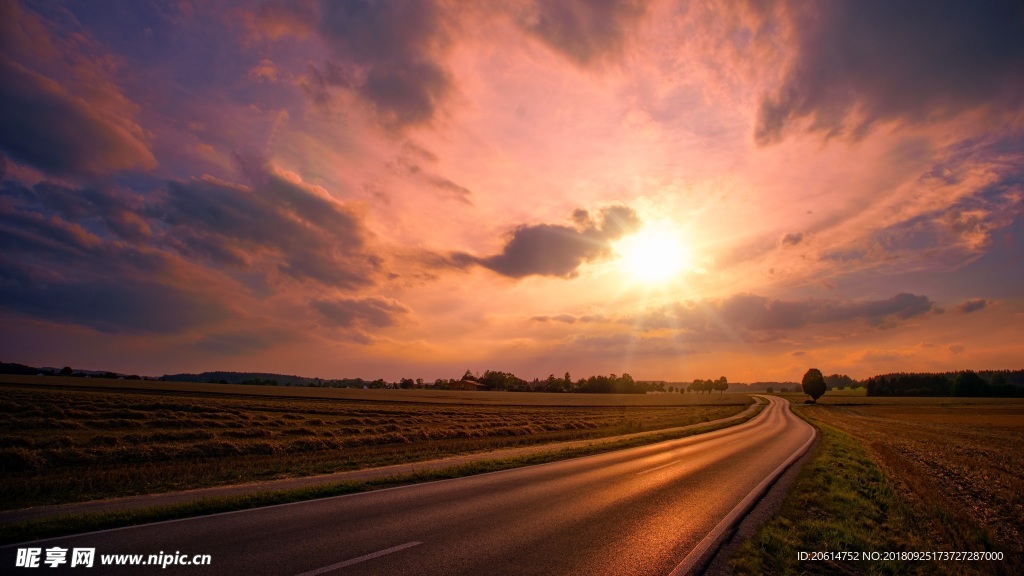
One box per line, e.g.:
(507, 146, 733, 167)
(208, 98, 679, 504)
(0, 406, 761, 546)
(726, 415, 1016, 576)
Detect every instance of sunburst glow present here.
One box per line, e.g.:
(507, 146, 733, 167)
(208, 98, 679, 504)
(614, 222, 692, 284)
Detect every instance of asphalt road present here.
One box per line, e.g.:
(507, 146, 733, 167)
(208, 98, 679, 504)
(3, 396, 814, 575)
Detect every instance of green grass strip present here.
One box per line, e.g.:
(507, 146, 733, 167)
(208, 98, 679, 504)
(1, 406, 761, 545)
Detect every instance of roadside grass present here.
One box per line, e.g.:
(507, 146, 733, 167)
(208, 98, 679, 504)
(0, 408, 762, 545)
(0, 384, 750, 509)
(727, 409, 1020, 576)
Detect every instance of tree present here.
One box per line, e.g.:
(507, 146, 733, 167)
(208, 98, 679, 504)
(802, 368, 827, 403)
(953, 371, 989, 397)
(714, 376, 728, 394)
(59, 366, 73, 376)
(767, 386, 774, 394)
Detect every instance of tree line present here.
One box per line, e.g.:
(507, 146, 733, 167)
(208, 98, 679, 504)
(665, 377, 729, 394)
(864, 370, 1024, 397)
(457, 370, 668, 394)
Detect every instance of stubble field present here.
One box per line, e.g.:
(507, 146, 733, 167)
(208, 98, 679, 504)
(0, 382, 749, 509)
(728, 396, 1024, 575)
(804, 401, 1024, 554)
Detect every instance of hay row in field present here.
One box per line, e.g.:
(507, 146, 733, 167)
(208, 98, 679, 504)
(0, 385, 749, 509)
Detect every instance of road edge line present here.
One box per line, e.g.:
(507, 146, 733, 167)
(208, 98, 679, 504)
(292, 541, 422, 576)
(668, 398, 817, 576)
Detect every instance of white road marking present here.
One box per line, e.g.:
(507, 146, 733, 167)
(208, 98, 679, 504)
(293, 541, 423, 576)
(636, 461, 677, 475)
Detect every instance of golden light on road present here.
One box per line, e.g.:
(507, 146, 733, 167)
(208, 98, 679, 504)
(614, 222, 692, 284)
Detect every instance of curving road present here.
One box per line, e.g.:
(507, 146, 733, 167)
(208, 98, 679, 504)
(3, 396, 814, 575)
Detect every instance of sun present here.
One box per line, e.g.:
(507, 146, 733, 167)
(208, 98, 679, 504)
(613, 222, 692, 284)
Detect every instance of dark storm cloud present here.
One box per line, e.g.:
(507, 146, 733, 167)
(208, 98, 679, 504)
(311, 0, 453, 131)
(0, 274, 229, 334)
(154, 161, 379, 289)
(956, 298, 988, 314)
(2, 179, 152, 243)
(468, 205, 641, 278)
(521, 0, 650, 67)
(0, 186, 231, 333)
(0, 160, 384, 333)
(313, 296, 411, 328)
(755, 0, 1024, 144)
(0, 59, 156, 177)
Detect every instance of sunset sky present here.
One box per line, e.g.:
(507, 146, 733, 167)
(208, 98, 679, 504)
(2, 0, 1022, 382)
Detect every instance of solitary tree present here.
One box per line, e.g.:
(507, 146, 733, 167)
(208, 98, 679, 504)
(802, 368, 827, 403)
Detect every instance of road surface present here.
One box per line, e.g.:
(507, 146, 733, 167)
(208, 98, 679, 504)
(3, 396, 814, 575)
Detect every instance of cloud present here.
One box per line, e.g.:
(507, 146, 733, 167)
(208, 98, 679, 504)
(305, 0, 454, 131)
(1, 180, 151, 242)
(520, 0, 651, 67)
(469, 205, 641, 278)
(821, 152, 1024, 272)
(531, 314, 577, 324)
(313, 296, 411, 328)
(0, 59, 156, 178)
(248, 59, 279, 82)
(389, 156, 473, 205)
(153, 159, 380, 289)
(0, 185, 234, 333)
(0, 273, 231, 334)
(755, 1, 1024, 144)
(239, 0, 318, 41)
(854, 348, 915, 364)
(712, 292, 937, 331)
(956, 299, 988, 314)
(194, 330, 294, 356)
(581, 292, 938, 339)
(564, 332, 694, 357)
(779, 232, 804, 247)
(0, 159, 385, 334)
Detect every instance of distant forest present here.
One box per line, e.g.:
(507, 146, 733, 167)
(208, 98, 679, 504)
(863, 370, 1024, 397)
(3, 362, 1022, 397)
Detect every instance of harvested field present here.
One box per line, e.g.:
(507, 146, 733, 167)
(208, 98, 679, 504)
(0, 375, 750, 406)
(800, 402, 1024, 555)
(776, 390, 1024, 406)
(0, 384, 749, 509)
